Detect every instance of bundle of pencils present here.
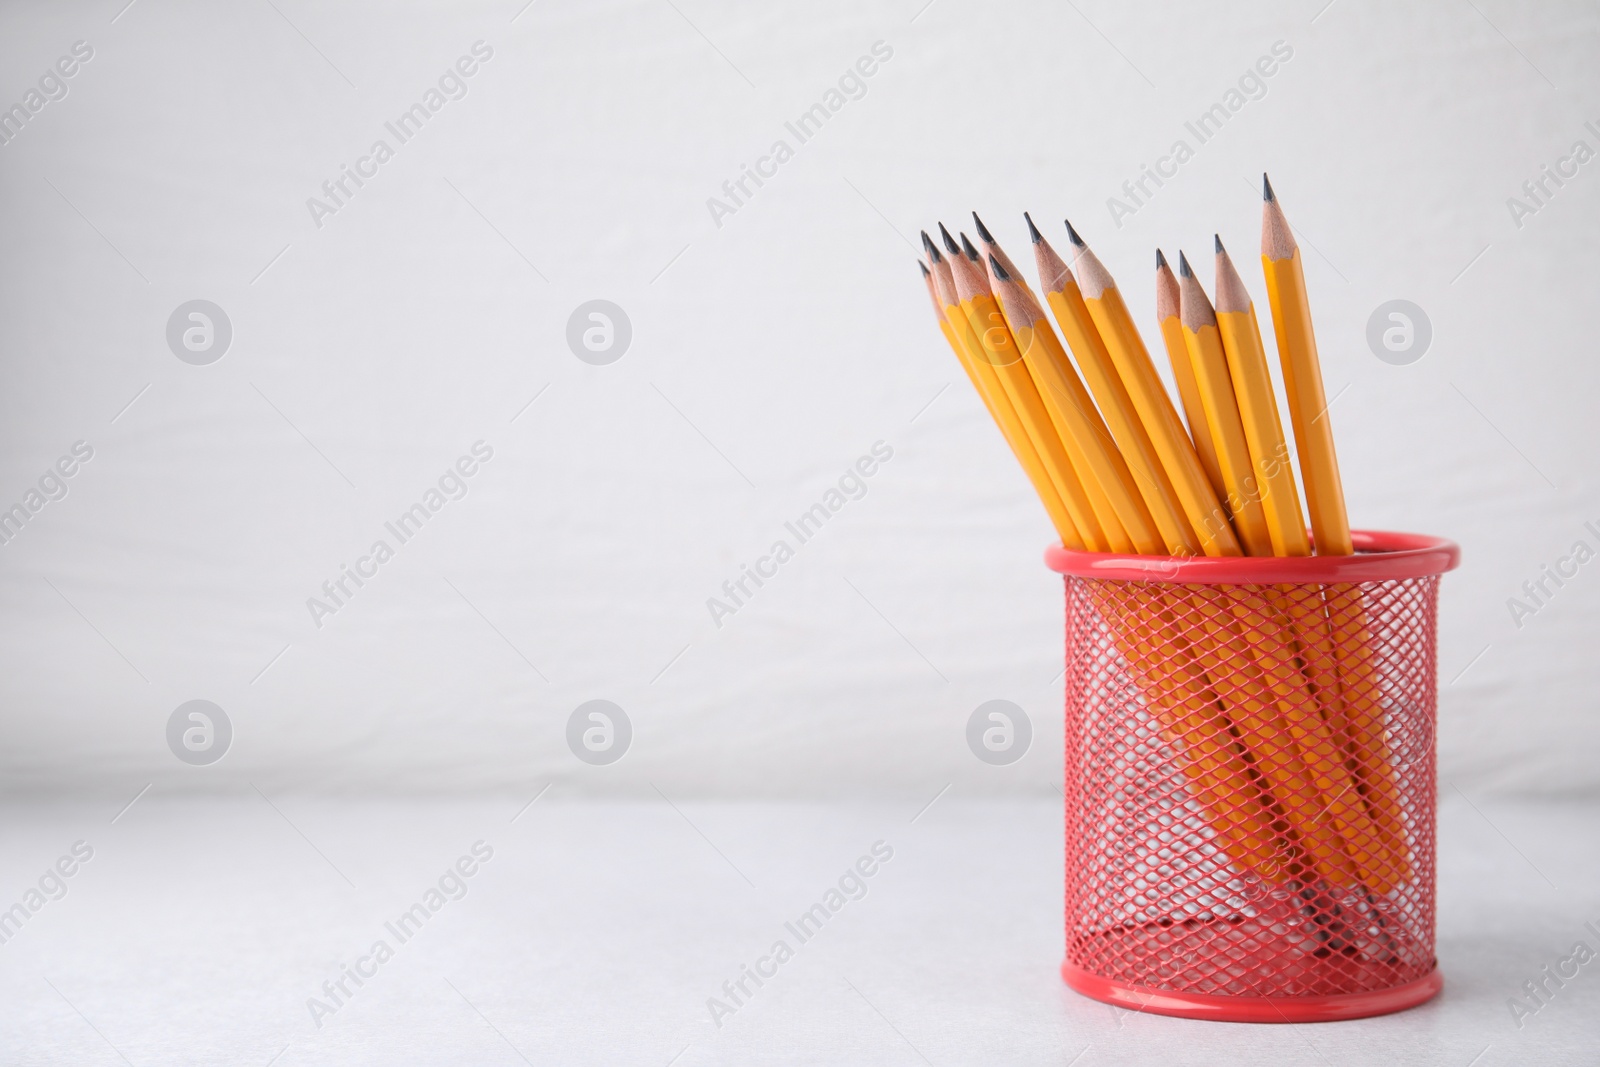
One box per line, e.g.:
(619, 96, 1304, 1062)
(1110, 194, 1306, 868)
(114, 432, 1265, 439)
(918, 177, 1406, 896)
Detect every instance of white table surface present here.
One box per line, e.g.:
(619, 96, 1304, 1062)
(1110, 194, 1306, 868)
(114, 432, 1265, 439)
(0, 792, 1594, 1065)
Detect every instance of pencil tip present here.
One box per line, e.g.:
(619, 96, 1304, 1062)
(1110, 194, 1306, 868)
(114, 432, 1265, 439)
(938, 222, 960, 256)
(1023, 212, 1043, 244)
(972, 212, 994, 244)
(1064, 219, 1086, 249)
(1177, 251, 1192, 278)
(1155, 248, 1168, 271)
(921, 229, 939, 259)
(918, 259, 931, 277)
(959, 232, 980, 261)
(1262, 172, 1275, 202)
(1214, 233, 1225, 255)
(988, 254, 1010, 282)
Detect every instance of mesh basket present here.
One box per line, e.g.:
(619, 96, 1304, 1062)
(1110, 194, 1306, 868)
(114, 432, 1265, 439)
(1046, 530, 1460, 1023)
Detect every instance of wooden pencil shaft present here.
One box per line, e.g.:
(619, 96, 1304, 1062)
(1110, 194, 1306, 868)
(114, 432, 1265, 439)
(950, 265, 1111, 552)
(930, 253, 1082, 544)
(1082, 282, 1241, 557)
(1176, 263, 1273, 557)
(1214, 246, 1308, 557)
(1263, 243, 1351, 556)
(991, 270, 1156, 555)
(1156, 260, 1228, 514)
(934, 288, 1083, 546)
(1033, 237, 1183, 555)
(968, 303, 1110, 551)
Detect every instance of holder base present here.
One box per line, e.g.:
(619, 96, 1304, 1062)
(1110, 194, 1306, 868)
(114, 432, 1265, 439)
(1060, 962, 1443, 1023)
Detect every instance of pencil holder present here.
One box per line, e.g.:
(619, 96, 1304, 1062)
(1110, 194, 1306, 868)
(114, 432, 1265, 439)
(1046, 530, 1459, 1023)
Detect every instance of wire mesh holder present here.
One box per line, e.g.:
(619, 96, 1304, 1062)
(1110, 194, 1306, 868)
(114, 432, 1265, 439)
(1045, 530, 1460, 1023)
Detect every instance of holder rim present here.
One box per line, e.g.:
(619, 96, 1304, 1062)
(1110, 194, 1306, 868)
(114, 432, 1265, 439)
(1044, 529, 1460, 584)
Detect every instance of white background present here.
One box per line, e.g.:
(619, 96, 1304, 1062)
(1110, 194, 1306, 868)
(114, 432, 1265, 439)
(2, 0, 1597, 799)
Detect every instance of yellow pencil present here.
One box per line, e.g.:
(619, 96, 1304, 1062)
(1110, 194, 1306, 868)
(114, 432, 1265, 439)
(1156, 249, 1227, 513)
(1213, 236, 1309, 558)
(1030, 218, 1189, 556)
(925, 235, 1082, 548)
(1215, 236, 1402, 885)
(985, 251, 1155, 556)
(948, 237, 1113, 551)
(1260, 175, 1350, 556)
(1176, 253, 1273, 558)
(1067, 222, 1241, 558)
(919, 258, 962, 361)
(959, 230, 1130, 552)
(1259, 180, 1407, 881)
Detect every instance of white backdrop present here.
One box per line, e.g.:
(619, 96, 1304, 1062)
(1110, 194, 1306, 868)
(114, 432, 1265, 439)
(1, 0, 1596, 797)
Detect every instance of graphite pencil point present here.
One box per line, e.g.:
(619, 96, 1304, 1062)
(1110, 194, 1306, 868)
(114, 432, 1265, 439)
(959, 232, 981, 261)
(938, 222, 961, 257)
(988, 254, 1011, 282)
(921, 230, 943, 262)
(1214, 233, 1225, 255)
(1178, 251, 1193, 279)
(918, 259, 931, 277)
(1263, 172, 1276, 202)
(1156, 248, 1169, 271)
(1213, 241, 1251, 314)
(1064, 219, 1086, 249)
(972, 212, 996, 244)
(1024, 212, 1043, 244)
(1262, 180, 1298, 260)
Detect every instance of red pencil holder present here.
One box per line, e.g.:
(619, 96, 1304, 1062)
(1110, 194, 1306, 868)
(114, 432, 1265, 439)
(1045, 530, 1459, 1023)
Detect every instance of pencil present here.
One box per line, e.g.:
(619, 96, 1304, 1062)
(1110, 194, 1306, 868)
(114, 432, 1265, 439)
(1156, 249, 1227, 513)
(1030, 217, 1183, 556)
(919, 259, 961, 358)
(1176, 253, 1273, 558)
(1259, 179, 1407, 881)
(985, 251, 1153, 555)
(1260, 175, 1350, 556)
(1213, 240, 1400, 886)
(1213, 236, 1309, 558)
(1171, 251, 1353, 875)
(962, 231, 1130, 552)
(924, 237, 1081, 547)
(948, 238, 1111, 551)
(1068, 222, 1241, 558)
